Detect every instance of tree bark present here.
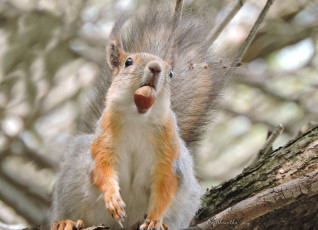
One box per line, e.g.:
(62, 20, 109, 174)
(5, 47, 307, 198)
(191, 125, 318, 230)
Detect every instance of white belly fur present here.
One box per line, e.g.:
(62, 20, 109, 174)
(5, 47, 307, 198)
(117, 120, 155, 228)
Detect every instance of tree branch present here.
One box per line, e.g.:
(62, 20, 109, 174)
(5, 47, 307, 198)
(206, 0, 246, 46)
(185, 171, 318, 230)
(193, 125, 318, 228)
(225, 0, 276, 79)
(256, 124, 284, 160)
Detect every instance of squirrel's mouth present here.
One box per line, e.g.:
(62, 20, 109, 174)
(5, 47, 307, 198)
(141, 78, 157, 91)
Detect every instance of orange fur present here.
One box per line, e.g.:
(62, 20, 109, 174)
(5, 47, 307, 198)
(147, 116, 180, 221)
(91, 109, 127, 222)
(133, 53, 143, 64)
(91, 109, 121, 193)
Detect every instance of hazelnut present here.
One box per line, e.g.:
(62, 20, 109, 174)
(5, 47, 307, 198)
(134, 86, 156, 114)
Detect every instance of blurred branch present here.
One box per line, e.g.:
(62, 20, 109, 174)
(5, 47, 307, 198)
(0, 169, 49, 225)
(17, 138, 59, 170)
(206, 0, 246, 46)
(2, 135, 59, 170)
(0, 166, 50, 205)
(0, 221, 26, 230)
(235, 73, 318, 115)
(243, 21, 318, 62)
(256, 124, 284, 160)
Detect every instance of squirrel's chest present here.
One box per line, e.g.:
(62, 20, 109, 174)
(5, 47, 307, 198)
(117, 124, 155, 193)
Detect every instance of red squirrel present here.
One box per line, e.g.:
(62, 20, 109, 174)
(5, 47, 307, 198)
(51, 4, 226, 230)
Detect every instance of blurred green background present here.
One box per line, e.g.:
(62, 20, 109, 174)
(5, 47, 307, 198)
(0, 0, 317, 227)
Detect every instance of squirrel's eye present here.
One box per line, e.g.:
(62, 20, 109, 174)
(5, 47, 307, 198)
(125, 57, 133, 67)
(168, 69, 173, 78)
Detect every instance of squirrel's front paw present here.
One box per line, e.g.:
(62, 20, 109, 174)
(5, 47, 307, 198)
(104, 191, 126, 227)
(139, 219, 168, 230)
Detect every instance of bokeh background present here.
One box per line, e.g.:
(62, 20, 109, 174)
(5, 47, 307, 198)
(0, 0, 317, 227)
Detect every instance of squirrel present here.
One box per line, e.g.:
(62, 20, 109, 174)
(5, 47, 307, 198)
(50, 4, 227, 230)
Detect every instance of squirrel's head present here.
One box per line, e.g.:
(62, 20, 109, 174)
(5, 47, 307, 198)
(105, 18, 173, 118)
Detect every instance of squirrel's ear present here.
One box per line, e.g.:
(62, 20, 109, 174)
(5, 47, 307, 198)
(107, 15, 129, 72)
(107, 40, 127, 71)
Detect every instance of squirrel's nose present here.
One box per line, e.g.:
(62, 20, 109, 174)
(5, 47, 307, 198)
(148, 61, 162, 74)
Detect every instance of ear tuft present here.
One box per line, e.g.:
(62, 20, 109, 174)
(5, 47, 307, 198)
(108, 42, 120, 68)
(106, 14, 130, 72)
(107, 41, 126, 71)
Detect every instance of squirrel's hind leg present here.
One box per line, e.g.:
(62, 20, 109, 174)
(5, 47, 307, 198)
(140, 220, 169, 230)
(51, 219, 84, 230)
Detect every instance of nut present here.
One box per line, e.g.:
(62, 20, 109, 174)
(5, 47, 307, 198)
(134, 86, 156, 113)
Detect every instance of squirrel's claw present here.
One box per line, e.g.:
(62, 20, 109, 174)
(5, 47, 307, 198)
(75, 220, 85, 230)
(104, 191, 126, 227)
(117, 212, 127, 228)
(118, 219, 124, 228)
